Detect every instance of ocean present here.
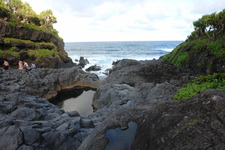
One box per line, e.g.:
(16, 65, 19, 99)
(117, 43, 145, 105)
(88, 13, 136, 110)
(65, 41, 183, 79)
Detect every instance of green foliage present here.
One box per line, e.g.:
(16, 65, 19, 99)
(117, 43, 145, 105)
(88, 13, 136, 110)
(190, 9, 225, 41)
(33, 49, 52, 58)
(1, 37, 61, 61)
(39, 9, 57, 30)
(208, 40, 225, 59)
(0, 4, 11, 18)
(1, 0, 60, 40)
(188, 38, 209, 53)
(172, 52, 189, 67)
(163, 42, 189, 67)
(174, 73, 225, 100)
(3, 37, 60, 49)
(28, 48, 60, 60)
(163, 35, 225, 67)
(0, 46, 19, 56)
(4, 37, 34, 44)
(21, 22, 42, 31)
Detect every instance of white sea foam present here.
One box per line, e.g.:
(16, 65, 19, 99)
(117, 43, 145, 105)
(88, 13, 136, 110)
(161, 48, 173, 52)
(65, 41, 182, 79)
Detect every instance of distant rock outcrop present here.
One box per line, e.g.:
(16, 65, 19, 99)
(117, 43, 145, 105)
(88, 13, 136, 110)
(86, 65, 101, 71)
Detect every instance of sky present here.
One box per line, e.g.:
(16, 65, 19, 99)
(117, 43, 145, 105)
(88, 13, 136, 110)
(23, 0, 225, 42)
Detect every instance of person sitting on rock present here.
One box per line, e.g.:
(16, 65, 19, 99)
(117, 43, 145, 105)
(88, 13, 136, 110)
(18, 60, 23, 69)
(31, 63, 36, 69)
(23, 61, 31, 71)
(2, 60, 9, 71)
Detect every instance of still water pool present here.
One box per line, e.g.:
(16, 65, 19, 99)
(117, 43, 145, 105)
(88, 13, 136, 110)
(52, 90, 95, 116)
(105, 122, 137, 150)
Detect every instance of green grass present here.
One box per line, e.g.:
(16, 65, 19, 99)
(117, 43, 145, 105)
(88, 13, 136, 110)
(163, 37, 225, 67)
(9, 21, 62, 41)
(174, 73, 225, 100)
(3, 37, 56, 49)
(0, 47, 19, 56)
(163, 42, 189, 67)
(4, 37, 34, 44)
(1, 37, 61, 61)
(188, 38, 209, 53)
(208, 39, 225, 59)
(28, 49, 52, 59)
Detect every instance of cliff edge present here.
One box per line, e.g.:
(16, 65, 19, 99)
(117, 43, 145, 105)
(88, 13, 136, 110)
(0, 20, 73, 68)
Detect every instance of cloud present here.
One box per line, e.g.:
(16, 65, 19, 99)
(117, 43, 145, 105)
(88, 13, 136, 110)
(191, 0, 225, 14)
(23, 0, 225, 42)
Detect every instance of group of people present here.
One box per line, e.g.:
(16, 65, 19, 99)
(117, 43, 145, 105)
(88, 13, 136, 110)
(18, 60, 36, 70)
(2, 60, 36, 71)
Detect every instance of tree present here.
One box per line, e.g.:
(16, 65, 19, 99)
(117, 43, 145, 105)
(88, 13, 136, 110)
(7, 0, 23, 13)
(193, 18, 206, 38)
(216, 9, 225, 38)
(191, 9, 225, 41)
(39, 10, 57, 29)
(1, 0, 59, 35)
(0, 0, 11, 20)
(19, 2, 39, 24)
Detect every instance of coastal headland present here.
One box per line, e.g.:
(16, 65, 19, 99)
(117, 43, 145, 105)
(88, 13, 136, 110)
(0, 4, 225, 149)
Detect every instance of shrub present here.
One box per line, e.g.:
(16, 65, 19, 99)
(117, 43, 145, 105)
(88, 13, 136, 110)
(174, 73, 225, 100)
(208, 40, 225, 59)
(0, 5, 11, 19)
(163, 42, 189, 67)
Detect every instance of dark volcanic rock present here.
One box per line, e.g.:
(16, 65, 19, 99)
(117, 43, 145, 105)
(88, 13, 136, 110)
(78, 57, 89, 68)
(86, 65, 101, 71)
(78, 59, 225, 150)
(92, 59, 191, 110)
(80, 90, 225, 150)
(0, 67, 101, 100)
(1, 56, 224, 150)
(0, 66, 101, 149)
(0, 92, 95, 149)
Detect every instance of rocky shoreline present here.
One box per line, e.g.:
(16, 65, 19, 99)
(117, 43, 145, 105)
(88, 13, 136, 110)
(0, 66, 100, 149)
(0, 59, 225, 149)
(80, 59, 225, 150)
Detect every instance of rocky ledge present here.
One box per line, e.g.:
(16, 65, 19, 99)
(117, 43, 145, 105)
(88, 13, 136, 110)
(0, 59, 225, 150)
(0, 20, 73, 68)
(0, 67, 100, 100)
(0, 66, 100, 149)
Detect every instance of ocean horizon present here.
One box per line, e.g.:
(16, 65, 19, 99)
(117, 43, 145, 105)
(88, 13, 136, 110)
(65, 41, 183, 79)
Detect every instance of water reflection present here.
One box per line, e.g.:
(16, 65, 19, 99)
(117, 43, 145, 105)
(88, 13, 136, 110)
(105, 122, 137, 150)
(52, 89, 96, 116)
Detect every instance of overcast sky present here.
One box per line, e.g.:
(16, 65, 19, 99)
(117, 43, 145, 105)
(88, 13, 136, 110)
(24, 0, 225, 42)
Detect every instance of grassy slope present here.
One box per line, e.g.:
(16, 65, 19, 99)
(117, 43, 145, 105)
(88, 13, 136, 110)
(163, 34, 225, 100)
